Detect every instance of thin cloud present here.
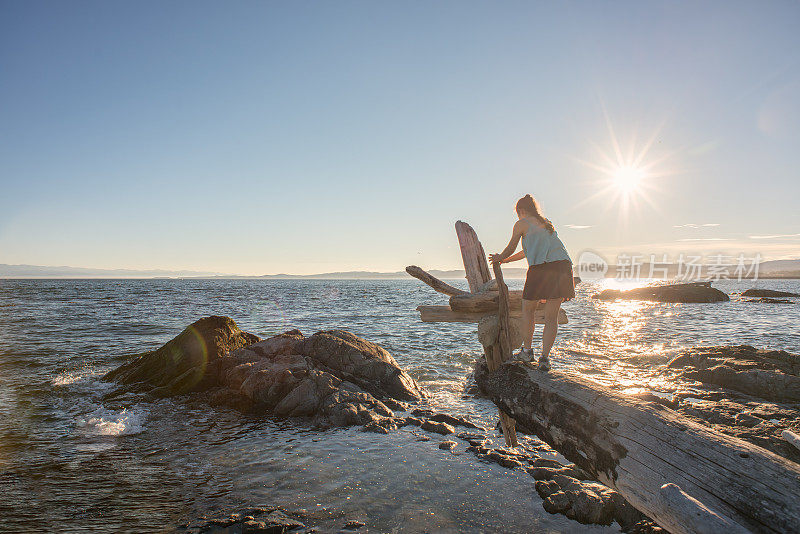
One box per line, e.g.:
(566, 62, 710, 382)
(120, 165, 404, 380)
(677, 238, 732, 242)
(565, 224, 593, 229)
(749, 233, 800, 239)
(673, 223, 720, 228)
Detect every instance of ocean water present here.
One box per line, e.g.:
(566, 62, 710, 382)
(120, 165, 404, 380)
(0, 278, 798, 533)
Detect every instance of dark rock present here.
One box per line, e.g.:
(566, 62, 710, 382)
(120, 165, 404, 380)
(241, 510, 305, 533)
(106, 319, 427, 431)
(427, 413, 482, 430)
(104, 316, 260, 395)
(592, 282, 729, 303)
(669, 345, 800, 402)
(542, 490, 571, 514)
(362, 421, 390, 434)
(531, 458, 564, 469)
(734, 412, 763, 427)
(381, 398, 408, 411)
(410, 408, 434, 418)
(741, 289, 800, 298)
(398, 416, 423, 427)
(420, 420, 455, 435)
(743, 297, 794, 303)
(438, 440, 457, 450)
(296, 330, 424, 401)
(208, 388, 253, 412)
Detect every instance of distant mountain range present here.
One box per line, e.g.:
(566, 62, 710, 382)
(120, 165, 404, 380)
(1, 260, 798, 279)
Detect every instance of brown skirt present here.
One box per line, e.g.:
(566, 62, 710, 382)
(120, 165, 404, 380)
(522, 260, 575, 301)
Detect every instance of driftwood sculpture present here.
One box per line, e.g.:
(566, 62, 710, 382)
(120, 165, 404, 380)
(407, 220, 538, 447)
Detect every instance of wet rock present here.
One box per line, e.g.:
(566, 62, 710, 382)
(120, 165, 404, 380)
(438, 440, 457, 450)
(341, 519, 365, 530)
(106, 319, 426, 431)
(741, 288, 800, 298)
(241, 510, 305, 533)
(743, 297, 794, 303)
(457, 431, 487, 447)
(531, 458, 564, 469)
(427, 413, 482, 430)
(381, 398, 408, 411)
(104, 316, 260, 395)
(668, 345, 800, 402)
(296, 330, 424, 401)
(734, 412, 763, 427)
(593, 282, 729, 303)
(362, 421, 390, 434)
(420, 420, 455, 435)
(535, 474, 648, 529)
(397, 416, 423, 427)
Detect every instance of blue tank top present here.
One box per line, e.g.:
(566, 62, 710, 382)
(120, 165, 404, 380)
(521, 219, 571, 266)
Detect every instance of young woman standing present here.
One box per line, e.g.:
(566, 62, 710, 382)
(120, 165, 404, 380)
(489, 194, 574, 371)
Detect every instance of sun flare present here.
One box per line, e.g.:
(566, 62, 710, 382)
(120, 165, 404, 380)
(613, 165, 645, 193)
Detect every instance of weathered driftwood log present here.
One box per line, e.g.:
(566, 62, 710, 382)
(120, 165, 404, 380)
(405, 265, 469, 297)
(484, 364, 800, 534)
(450, 290, 523, 312)
(416, 305, 567, 324)
(455, 220, 492, 292)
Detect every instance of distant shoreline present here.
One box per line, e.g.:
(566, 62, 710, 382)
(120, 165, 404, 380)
(1, 262, 798, 280)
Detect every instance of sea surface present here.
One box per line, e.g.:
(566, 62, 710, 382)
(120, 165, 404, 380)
(0, 277, 798, 533)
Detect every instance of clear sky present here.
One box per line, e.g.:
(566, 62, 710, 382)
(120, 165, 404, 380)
(1, 1, 798, 275)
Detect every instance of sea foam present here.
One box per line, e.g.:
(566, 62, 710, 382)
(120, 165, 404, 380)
(79, 407, 146, 436)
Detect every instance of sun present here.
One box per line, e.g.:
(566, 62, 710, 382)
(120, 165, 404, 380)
(613, 165, 646, 193)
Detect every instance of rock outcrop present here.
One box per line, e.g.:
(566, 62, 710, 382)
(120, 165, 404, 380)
(105, 317, 425, 429)
(668, 345, 800, 403)
(593, 282, 729, 303)
(103, 316, 260, 396)
(741, 288, 800, 298)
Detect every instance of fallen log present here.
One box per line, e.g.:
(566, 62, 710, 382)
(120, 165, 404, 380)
(450, 290, 523, 312)
(416, 305, 567, 324)
(405, 265, 469, 297)
(483, 363, 800, 534)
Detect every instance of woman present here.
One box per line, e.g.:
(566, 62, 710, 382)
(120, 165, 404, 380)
(489, 194, 574, 371)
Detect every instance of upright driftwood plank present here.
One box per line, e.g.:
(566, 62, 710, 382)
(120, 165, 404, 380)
(455, 221, 492, 292)
(484, 365, 800, 534)
(491, 262, 518, 447)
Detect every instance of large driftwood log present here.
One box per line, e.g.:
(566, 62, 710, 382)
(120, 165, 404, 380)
(415, 305, 566, 324)
(405, 266, 469, 297)
(455, 221, 492, 292)
(484, 364, 800, 534)
(450, 290, 523, 312)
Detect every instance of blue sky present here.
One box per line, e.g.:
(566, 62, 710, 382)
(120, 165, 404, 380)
(1, 1, 798, 274)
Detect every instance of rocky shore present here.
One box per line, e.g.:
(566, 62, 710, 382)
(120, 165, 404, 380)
(102, 316, 799, 533)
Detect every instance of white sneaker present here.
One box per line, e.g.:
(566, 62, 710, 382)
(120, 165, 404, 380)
(512, 348, 534, 362)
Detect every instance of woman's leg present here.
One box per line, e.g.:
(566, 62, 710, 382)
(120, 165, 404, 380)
(521, 298, 538, 350)
(541, 298, 563, 359)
